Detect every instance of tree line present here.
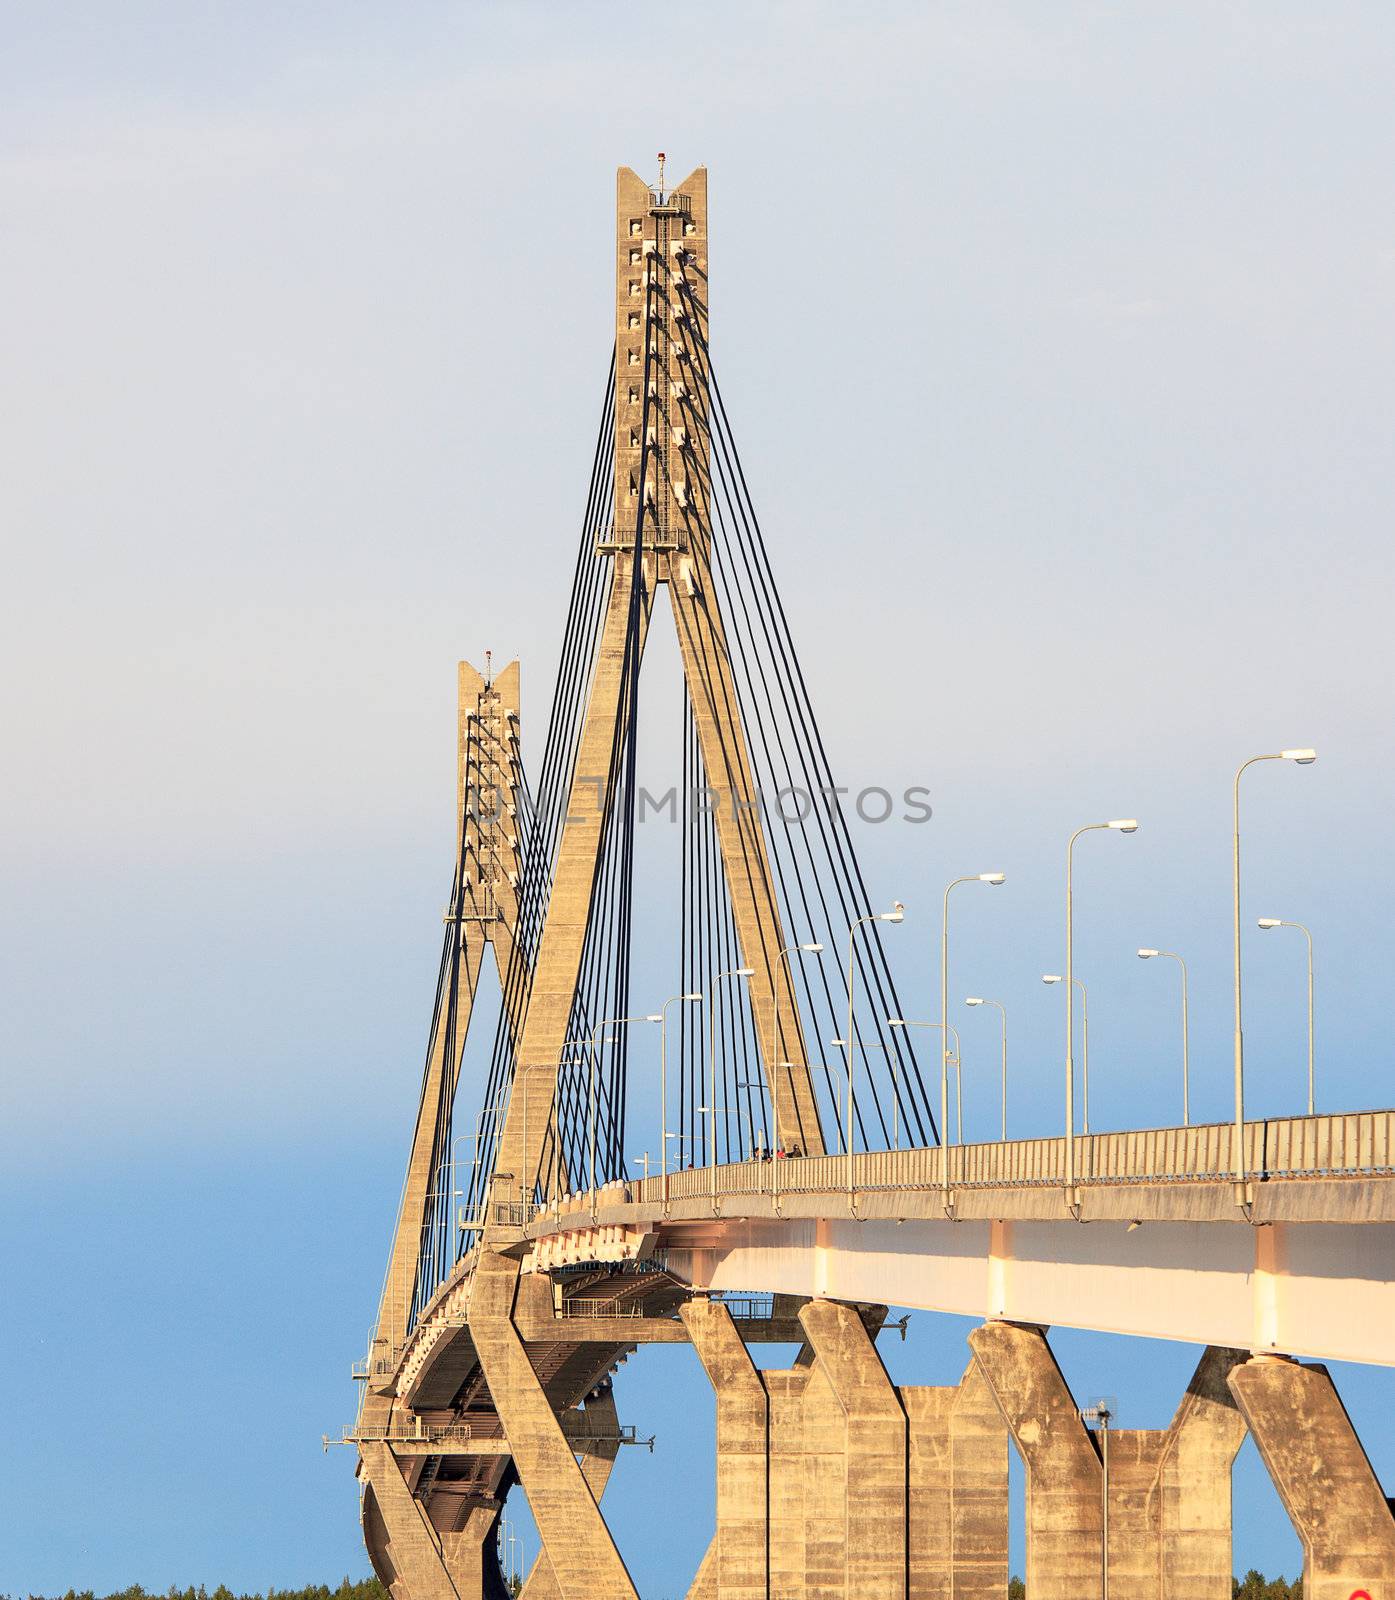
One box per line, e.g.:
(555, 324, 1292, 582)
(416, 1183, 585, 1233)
(6, 1582, 389, 1600)
(9, 1574, 1302, 1600)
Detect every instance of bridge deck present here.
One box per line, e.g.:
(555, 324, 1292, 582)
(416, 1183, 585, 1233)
(514, 1112, 1395, 1368)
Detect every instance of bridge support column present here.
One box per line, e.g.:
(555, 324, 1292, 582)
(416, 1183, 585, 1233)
(518, 1387, 625, 1600)
(1156, 1346, 1250, 1600)
(361, 1443, 506, 1600)
(901, 1360, 1009, 1600)
(468, 1251, 638, 1600)
(682, 1298, 769, 1600)
(767, 1368, 812, 1600)
(799, 1299, 907, 1600)
(680, 1360, 809, 1600)
(443, 1504, 510, 1600)
(1229, 1354, 1395, 1600)
(969, 1323, 1100, 1600)
(969, 1323, 1247, 1600)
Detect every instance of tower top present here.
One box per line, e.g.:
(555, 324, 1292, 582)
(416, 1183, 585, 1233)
(610, 165, 709, 563)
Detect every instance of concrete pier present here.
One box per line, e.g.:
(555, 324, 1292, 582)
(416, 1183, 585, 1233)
(361, 1442, 505, 1600)
(1229, 1354, 1395, 1600)
(969, 1323, 1247, 1600)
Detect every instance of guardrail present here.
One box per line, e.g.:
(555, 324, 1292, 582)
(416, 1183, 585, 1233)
(717, 1294, 776, 1320)
(351, 1354, 398, 1381)
(558, 1298, 645, 1319)
(324, 1420, 492, 1450)
(622, 1111, 1395, 1206)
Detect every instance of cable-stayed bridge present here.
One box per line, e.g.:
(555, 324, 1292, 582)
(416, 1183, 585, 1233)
(345, 165, 1395, 1600)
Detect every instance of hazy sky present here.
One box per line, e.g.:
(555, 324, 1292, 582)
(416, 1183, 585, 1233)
(2, 2, 1393, 1592)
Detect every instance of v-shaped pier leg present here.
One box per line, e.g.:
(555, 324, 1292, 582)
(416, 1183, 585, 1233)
(970, 1324, 1249, 1600)
(798, 1300, 907, 1600)
(468, 1251, 639, 1600)
(1229, 1355, 1395, 1600)
(361, 1443, 506, 1600)
(682, 1298, 770, 1600)
(518, 1387, 626, 1600)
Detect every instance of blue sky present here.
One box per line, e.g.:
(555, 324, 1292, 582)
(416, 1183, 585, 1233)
(2, 1, 1393, 1593)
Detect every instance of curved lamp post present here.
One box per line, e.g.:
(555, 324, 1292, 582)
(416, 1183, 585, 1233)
(845, 904, 903, 1203)
(1232, 751, 1315, 1202)
(709, 967, 755, 1206)
(942, 875, 1005, 1148)
(965, 997, 1007, 1140)
(1043, 975, 1091, 1131)
(1258, 917, 1315, 1115)
(588, 1014, 662, 1214)
(1138, 949, 1189, 1124)
(888, 1017, 959, 1210)
(771, 941, 824, 1157)
(657, 991, 702, 1207)
(1063, 821, 1137, 1205)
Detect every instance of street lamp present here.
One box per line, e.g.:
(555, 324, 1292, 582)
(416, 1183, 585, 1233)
(709, 967, 755, 1205)
(1064, 821, 1137, 1205)
(771, 941, 824, 1157)
(586, 1015, 662, 1213)
(888, 1017, 959, 1209)
(554, 1038, 594, 1198)
(735, 1076, 771, 1159)
(965, 998, 1007, 1141)
(942, 875, 1005, 1149)
(1043, 976, 1090, 1132)
(830, 1036, 908, 1148)
(1138, 949, 1189, 1125)
(657, 991, 702, 1206)
(845, 904, 903, 1202)
(1233, 751, 1316, 1202)
(1258, 918, 1316, 1115)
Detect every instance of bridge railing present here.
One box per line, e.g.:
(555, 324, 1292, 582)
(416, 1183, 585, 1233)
(619, 1111, 1395, 1205)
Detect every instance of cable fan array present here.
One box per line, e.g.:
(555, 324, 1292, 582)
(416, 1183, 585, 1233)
(406, 295, 937, 1328)
(409, 360, 622, 1323)
(669, 361, 936, 1169)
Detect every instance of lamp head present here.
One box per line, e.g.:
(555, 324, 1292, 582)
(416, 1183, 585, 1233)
(980, 872, 1006, 885)
(1137, 948, 1159, 959)
(735, 967, 755, 978)
(1042, 974, 1063, 985)
(887, 1018, 907, 1029)
(801, 941, 826, 953)
(1257, 918, 1282, 930)
(1107, 819, 1139, 833)
(682, 992, 703, 1002)
(1281, 748, 1317, 764)
(965, 997, 984, 1007)
(881, 901, 905, 924)
(644, 1014, 663, 1023)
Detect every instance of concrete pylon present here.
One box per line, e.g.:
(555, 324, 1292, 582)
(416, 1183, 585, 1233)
(969, 1323, 1248, 1600)
(682, 1299, 769, 1600)
(798, 1300, 907, 1600)
(370, 658, 527, 1372)
(1229, 1354, 1395, 1600)
(489, 165, 826, 1218)
(361, 1442, 504, 1600)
